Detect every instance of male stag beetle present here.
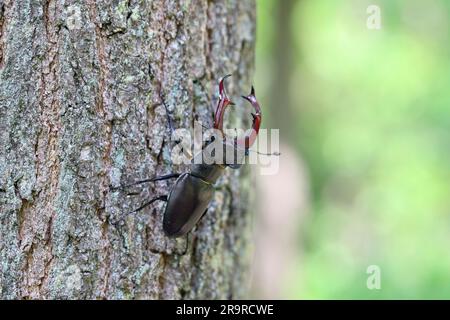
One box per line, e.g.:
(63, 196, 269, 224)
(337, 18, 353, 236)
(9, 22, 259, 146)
(111, 75, 262, 238)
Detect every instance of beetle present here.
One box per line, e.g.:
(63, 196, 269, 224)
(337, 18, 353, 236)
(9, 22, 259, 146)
(111, 75, 262, 238)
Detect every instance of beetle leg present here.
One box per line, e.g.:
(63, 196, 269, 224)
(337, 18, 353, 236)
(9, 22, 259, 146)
(160, 91, 174, 134)
(110, 173, 180, 192)
(111, 194, 168, 227)
(178, 208, 208, 255)
(130, 194, 168, 214)
(213, 74, 235, 132)
(199, 208, 208, 222)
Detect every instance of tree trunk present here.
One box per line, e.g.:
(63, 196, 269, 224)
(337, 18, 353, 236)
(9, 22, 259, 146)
(0, 0, 256, 299)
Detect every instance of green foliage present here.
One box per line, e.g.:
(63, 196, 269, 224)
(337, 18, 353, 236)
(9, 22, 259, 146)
(257, 0, 450, 299)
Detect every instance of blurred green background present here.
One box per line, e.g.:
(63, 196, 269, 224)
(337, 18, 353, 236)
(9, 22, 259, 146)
(254, 0, 450, 299)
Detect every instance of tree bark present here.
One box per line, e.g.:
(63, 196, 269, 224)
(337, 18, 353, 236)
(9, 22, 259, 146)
(0, 0, 256, 299)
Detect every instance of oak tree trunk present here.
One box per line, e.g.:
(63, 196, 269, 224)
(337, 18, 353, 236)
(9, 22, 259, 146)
(0, 0, 256, 299)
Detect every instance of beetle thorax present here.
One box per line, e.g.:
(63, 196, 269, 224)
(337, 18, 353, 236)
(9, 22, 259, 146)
(190, 163, 225, 184)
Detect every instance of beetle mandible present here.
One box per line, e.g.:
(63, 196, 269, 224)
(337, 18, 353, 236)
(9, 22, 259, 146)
(111, 75, 262, 238)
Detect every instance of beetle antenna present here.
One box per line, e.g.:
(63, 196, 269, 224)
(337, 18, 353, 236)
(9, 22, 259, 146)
(250, 150, 281, 156)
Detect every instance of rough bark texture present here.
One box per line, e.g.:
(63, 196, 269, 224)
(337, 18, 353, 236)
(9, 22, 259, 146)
(0, 0, 256, 299)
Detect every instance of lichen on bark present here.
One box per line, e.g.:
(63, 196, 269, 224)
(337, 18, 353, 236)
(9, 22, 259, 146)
(0, 0, 256, 299)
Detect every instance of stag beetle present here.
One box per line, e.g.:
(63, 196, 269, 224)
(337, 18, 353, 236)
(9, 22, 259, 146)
(111, 75, 262, 238)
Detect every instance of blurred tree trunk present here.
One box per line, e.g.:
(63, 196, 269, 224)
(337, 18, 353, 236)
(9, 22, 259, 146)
(251, 0, 309, 299)
(268, 0, 296, 144)
(0, 0, 256, 299)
